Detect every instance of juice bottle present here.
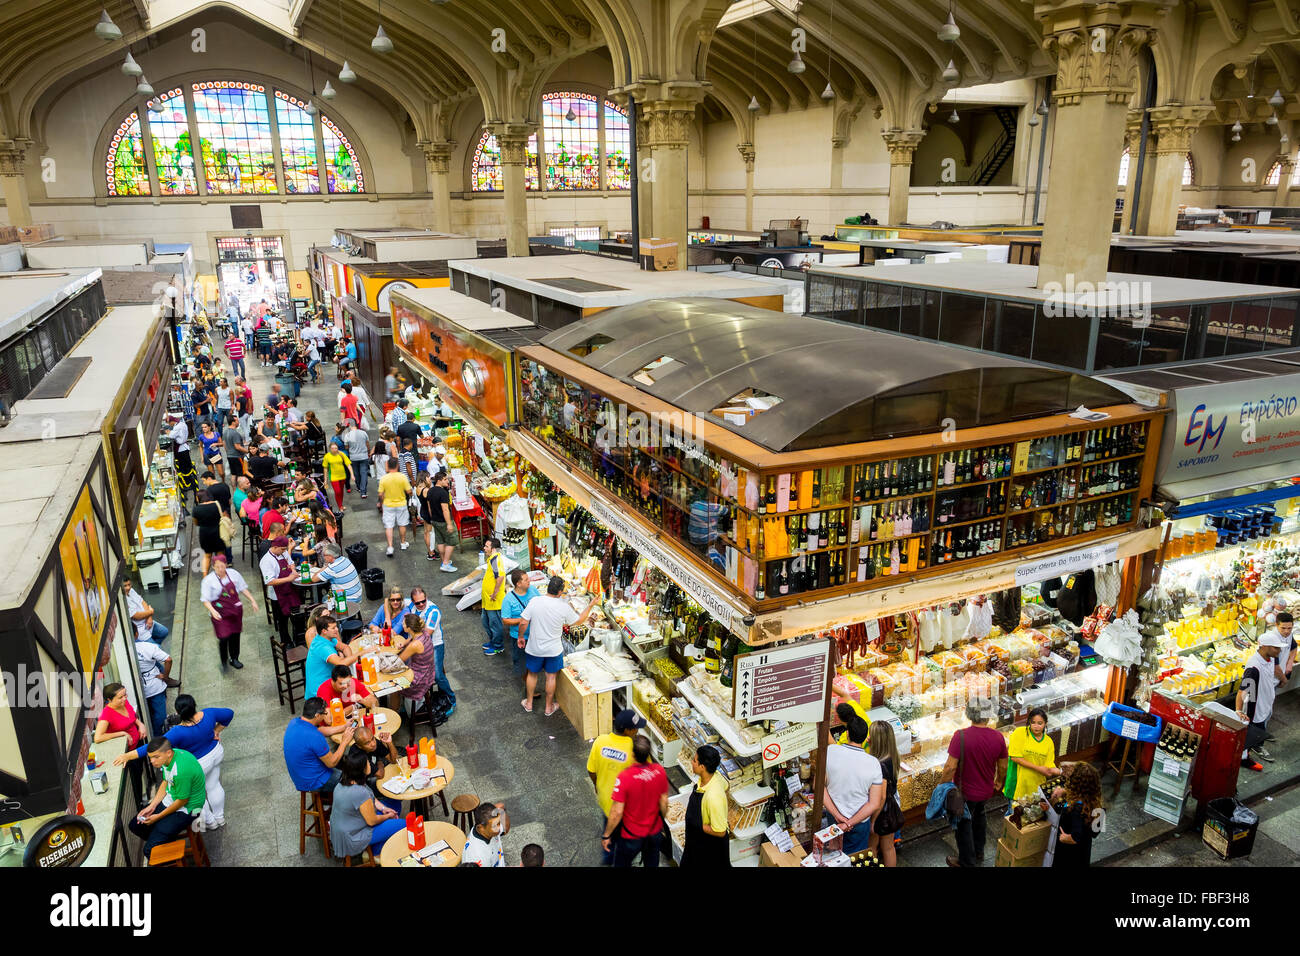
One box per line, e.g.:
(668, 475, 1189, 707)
(329, 699, 344, 726)
(406, 811, 418, 849)
(418, 738, 430, 768)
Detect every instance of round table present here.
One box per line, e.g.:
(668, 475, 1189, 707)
(293, 577, 329, 605)
(378, 820, 465, 868)
(377, 755, 454, 809)
(369, 705, 401, 736)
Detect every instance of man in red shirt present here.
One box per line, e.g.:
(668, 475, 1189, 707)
(316, 664, 377, 718)
(601, 735, 670, 867)
(340, 382, 361, 427)
(224, 333, 246, 379)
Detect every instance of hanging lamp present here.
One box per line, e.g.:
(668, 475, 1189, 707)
(95, 9, 122, 40)
(748, 95, 760, 112)
(321, 80, 336, 101)
(339, 62, 357, 83)
(938, 6, 960, 43)
(1269, 89, 1285, 108)
(372, 25, 393, 53)
(136, 76, 154, 97)
(1027, 110, 1039, 128)
(949, 109, 959, 123)
(942, 60, 959, 84)
(1037, 98, 1050, 116)
(121, 51, 143, 77)
(821, 82, 834, 101)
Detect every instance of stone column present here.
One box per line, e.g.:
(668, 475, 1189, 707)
(641, 96, 701, 269)
(420, 140, 455, 233)
(1139, 105, 1211, 236)
(1035, 4, 1170, 289)
(0, 139, 33, 229)
(1120, 110, 1153, 233)
(636, 113, 653, 242)
(492, 124, 534, 257)
(881, 130, 925, 225)
(1275, 154, 1297, 207)
(738, 142, 755, 231)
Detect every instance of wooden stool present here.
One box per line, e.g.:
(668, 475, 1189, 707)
(343, 846, 377, 867)
(188, 825, 211, 867)
(299, 790, 332, 858)
(147, 827, 210, 867)
(1105, 736, 1143, 797)
(273, 639, 308, 713)
(451, 794, 478, 834)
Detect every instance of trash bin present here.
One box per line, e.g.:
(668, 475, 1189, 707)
(1203, 797, 1259, 860)
(345, 541, 368, 572)
(361, 566, 385, 601)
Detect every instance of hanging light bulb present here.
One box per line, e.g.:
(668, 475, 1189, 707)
(339, 61, 357, 83)
(788, 51, 805, 74)
(94, 9, 122, 41)
(146, 99, 163, 116)
(321, 80, 336, 101)
(942, 60, 959, 84)
(949, 109, 960, 123)
(1027, 110, 1040, 127)
(1268, 112, 1279, 126)
(372, 24, 393, 53)
(821, 82, 835, 101)
(1232, 131, 1242, 142)
(305, 99, 318, 116)
(1283, 134, 1291, 146)
(748, 95, 760, 112)
(1037, 98, 1050, 116)
(1269, 89, 1285, 108)
(121, 51, 143, 77)
(938, 8, 960, 42)
(565, 104, 577, 122)
(136, 76, 155, 97)
(1232, 120, 1243, 134)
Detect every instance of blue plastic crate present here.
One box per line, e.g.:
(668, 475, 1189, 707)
(1101, 702, 1162, 743)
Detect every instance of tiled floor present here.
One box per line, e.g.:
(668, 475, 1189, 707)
(152, 357, 606, 868)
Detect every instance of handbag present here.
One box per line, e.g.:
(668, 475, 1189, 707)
(945, 730, 967, 817)
(218, 513, 234, 546)
(874, 760, 905, 834)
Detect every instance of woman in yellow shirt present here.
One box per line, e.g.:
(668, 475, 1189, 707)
(1006, 708, 1060, 800)
(321, 447, 354, 512)
(834, 700, 870, 745)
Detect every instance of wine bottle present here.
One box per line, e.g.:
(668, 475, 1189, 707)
(765, 477, 776, 514)
(778, 560, 790, 596)
(756, 566, 766, 600)
(818, 514, 829, 549)
(812, 469, 822, 507)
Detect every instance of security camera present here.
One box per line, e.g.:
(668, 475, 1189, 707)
(742, 614, 756, 627)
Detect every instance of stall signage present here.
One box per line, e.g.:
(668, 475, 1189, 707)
(588, 498, 739, 630)
(733, 639, 830, 723)
(23, 815, 94, 868)
(1157, 376, 1300, 486)
(760, 722, 820, 766)
(1119, 719, 1140, 741)
(1014, 541, 1119, 586)
(391, 299, 510, 426)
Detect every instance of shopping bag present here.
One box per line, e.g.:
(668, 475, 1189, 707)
(1002, 761, 1018, 800)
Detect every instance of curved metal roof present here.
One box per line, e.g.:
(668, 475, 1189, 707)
(539, 298, 1134, 452)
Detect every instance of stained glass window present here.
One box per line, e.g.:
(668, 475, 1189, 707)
(274, 91, 320, 194)
(470, 131, 539, 191)
(603, 101, 630, 190)
(1118, 146, 1193, 188)
(322, 115, 364, 193)
(542, 91, 599, 190)
(104, 81, 364, 197)
(192, 81, 277, 194)
(106, 112, 148, 196)
(149, 88, 197, 195)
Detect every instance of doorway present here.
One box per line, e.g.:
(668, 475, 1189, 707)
(216, 235, 291, 316)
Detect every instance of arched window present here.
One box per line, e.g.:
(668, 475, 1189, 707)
(1265, 160, 1300, 187)
(106, 112, 148, 196)
(604, 100, 630, 190)
(469, 92, 630, 192)
(102, 79, 364, 197)
(1118, 147, 1194, 187)
(471, 131, 540, 190)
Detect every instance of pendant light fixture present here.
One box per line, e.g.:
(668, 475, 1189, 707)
(136, 76, 154, 97)
(146, 98, 163, 116)
(94, 9, 122, 41)
(121, 50, 143, 77)
(306, 100, 319, 116)
(748, 14, 760, 116)
(938, 4, 960, 43)
(565, 101, 577, 122)
(1232, 120, 1243, 134)
(949, 109, 960, 123)
(304, 47, 320, 116)
(942, 60, 959, 84)
(1269, 89, 1285, 108)
(1232, 130, 1242, 142)
(1037, 98, 1050, 116)
(1268, 112, 1279, 126)
(321, 80, 336, 101)
(821, 82, 834, 101)
(1282, 133, 1291, 147)
(789, 50, 805, 74)
(338, 0, 357, 81)
(1027, 109, 1040, 128)
(821, 0, 837, 101)
(372, 24, 393, 53)
(748, 95, 761, 112)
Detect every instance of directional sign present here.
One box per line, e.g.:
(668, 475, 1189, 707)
(733, 638, 830, 724)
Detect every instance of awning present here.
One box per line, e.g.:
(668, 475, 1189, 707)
(1159, 459, 1300, 511)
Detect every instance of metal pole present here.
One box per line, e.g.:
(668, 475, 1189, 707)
(1128, 51, 1158, 235)
(1032, 80, 1051, 225)
(808, 637, 837, 844)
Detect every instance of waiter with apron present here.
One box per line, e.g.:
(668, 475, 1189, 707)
(259, 535, 304, 646)
(200, 553, 259, 671)
(680, 744, 731, 867)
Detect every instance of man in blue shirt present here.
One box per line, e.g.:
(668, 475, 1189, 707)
(283, 698, 353, 793)
(404, 586, 455, 715)
(312, 543, 363, 603)
(500, 569, 540, 678)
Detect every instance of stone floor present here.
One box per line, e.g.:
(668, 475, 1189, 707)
(899, 690, 1300, 867)
(147, 356, 607, 868)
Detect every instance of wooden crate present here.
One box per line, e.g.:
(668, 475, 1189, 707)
(556, 668, 613, 739)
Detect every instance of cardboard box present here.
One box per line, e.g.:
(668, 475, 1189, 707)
(995, 838, 1043, 868)
(1000, 817, 1051, 858)
(760, 840, 808, 867)
(639, 237, 678, 271)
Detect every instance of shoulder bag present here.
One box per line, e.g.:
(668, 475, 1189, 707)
(945, 730, 967, 817)
(873, 758, 905, 835)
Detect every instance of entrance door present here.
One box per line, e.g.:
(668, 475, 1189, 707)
(216, 235, 291, 316)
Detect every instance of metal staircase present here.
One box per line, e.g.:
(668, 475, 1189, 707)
(967, 107, 1018, 186)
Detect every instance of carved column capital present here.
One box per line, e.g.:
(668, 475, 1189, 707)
(486, 124, 535, 166)
(419, 140, 456, 175)
(1147, 105, 1214, 155)
(640, 99, 699, 151)
(0, 139, 32, 176)
(737, 142, 755, 172)
(881, 129, 925, 165)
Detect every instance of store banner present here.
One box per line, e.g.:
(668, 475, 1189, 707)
(1014, 541, 1119, 587)
(59, 487, 109, 677)
(1158, 375, 1300, 486)
(588, 498, 739, 631)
